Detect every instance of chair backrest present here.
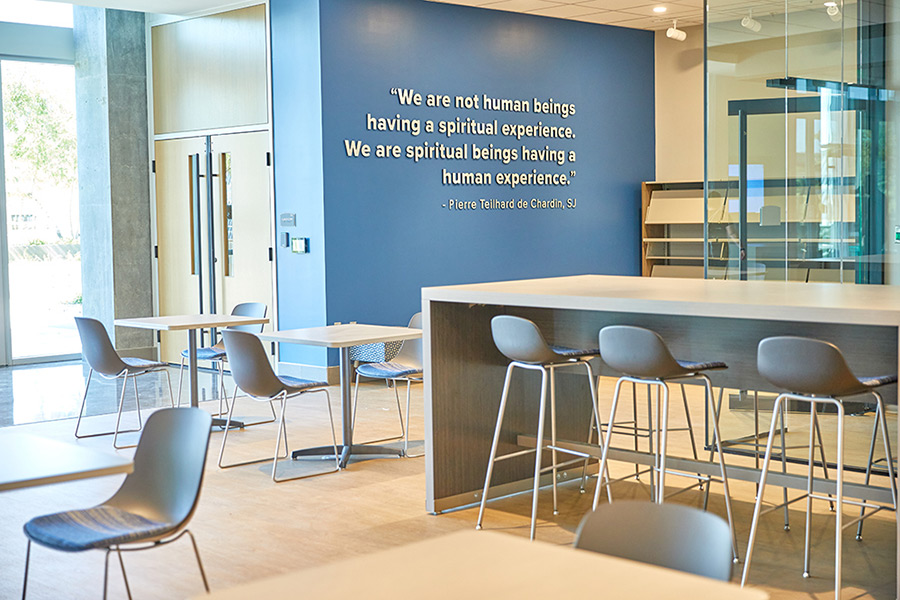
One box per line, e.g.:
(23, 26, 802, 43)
(598, 325, 683, 379)
(74, 317, 128, 377)
(106, 407, 212, 529)
(490, 315, 559, 364)
(393, 312, 423, 369)
(222, 329, 287, 398)
(574, 501, 733, 582)
(228, 302, 268, 333)
(758, 336, 864, 397)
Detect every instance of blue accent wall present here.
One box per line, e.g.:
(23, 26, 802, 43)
(271, 0, 654, 367)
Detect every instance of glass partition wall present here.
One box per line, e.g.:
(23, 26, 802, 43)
(705, 0, 896, 284)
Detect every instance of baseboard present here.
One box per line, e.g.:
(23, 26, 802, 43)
(277, 361, 340, 385)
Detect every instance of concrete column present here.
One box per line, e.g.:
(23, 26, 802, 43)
(74, 7, 154, 356)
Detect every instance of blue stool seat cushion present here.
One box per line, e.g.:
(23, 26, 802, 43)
(356, 361, 422, 379)
(860, 374, 898, 389)
(24, 506, 172, 552)
(550, 345, 600, 359)
(121, 356, 167, 374)
(181, 347, 227, 361)
(677, 359, 728, 373)
(278, 375, 328, 393)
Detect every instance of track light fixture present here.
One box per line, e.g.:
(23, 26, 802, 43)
(666, 19, 686, 42)
(741, 9, 761, 32)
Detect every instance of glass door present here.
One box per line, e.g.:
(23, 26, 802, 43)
(0, 59, 81, 363)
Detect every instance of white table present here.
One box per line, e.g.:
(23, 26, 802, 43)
(259, 323, 422, 468)
(114, 314, 269, 426)
(196, 529, 768, 599)
(421, 274, 900, 585)
(0, 430, 132, 492)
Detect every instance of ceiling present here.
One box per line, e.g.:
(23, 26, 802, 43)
(45, 0, 705, 28)
(43, 0, 863, 32)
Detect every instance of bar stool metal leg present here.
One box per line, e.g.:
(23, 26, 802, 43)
(475, 363, 515, 532)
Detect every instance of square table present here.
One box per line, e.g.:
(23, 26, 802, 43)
(115, 314, 269, 426)
(0, 430, 132, 492)
(259, 323, 422, 468)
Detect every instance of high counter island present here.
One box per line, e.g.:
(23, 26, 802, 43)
(421, 274, 900, 582)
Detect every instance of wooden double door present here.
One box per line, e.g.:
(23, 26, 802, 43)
(154, 130, 274, 364)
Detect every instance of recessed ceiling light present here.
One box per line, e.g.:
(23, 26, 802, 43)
(653, 6, 667, 13)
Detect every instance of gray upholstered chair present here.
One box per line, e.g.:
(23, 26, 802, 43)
(23, 407, 212, 600)
(575, 500, 734, 581)
(593, 325, 738, 562)
(475, 315, 604, 540)
(218, 329, 340, 482)
(74, 317, 174, 449)
(175, 302, 268, 419)
(352, 312, 423, 457)
(742, 336, 898, 599)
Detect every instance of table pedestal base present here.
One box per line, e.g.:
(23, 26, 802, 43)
(291, 444, 403, 468)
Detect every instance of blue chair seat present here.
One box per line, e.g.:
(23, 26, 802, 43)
(24, 506, 172, 552)
(861, 374, 898, 389)
(278, 375, 328, 393)
(550, 345, 600, 359)
(677, 359, 728, 373)
(356, 361, 422, 379)
(121, 356, 167, 374)
(181, 346, 227, 361)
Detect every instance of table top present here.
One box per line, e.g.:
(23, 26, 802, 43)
(422, 274, 900, 326)
(0, 430, 133, 492)
(115, 314, 269, 332)
(197, 530, 767, 599)
(258, 323, 422, 348)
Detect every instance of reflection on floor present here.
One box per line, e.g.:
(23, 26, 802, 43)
(0, 360, 224, 428)
(0, 373, 895, 599)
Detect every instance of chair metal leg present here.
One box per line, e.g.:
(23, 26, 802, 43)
(550, 366, 559, 516)
(163, 369, 175, 408)
(529, 367, 550, 540)
(116, 547, 133, 600)
(186, 530, 210, 593)
(812, 409, 835, 512)
(403, 379, 425, 458)
(781, 400, 791, 530)
(103, 549, 111, 600)
(656, 382, 670, 504)
(833, 402, 845, 600)
(701, 374, 739, 563)
(176, 357, 186, 407)
(647, 384, 656, 499)
(742, 395, 786, 587)
(476, 363, 516, 530)
(856, 392, 896, 540)
(593, 377, 626, 510)
(803, 405, 817, 578)
(113, 374, 139, 450)
(21, 539, 30, 600)
(351, 372, 405, 445)
(272, 389, 339, 482)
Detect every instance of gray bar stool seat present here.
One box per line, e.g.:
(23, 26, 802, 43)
(475, 315, 604, 540)
(591, 325, 739, 562)
(742, 336, 898, 600)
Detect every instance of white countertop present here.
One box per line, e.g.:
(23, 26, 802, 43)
(422, 274, 900, 326)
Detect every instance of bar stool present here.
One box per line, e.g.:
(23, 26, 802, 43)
(475, 315, 604, 540)
(742, 336, 898, 599)
(591, 325, 739, 562)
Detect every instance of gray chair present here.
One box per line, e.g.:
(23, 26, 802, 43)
(352, 312, 423, 457)
(575, 500, 734, 581)
(175, 302, 269, 419)
(475, 315, 604, 540)
(742, 336, 898, 599)
(74, 317, 174, 449)
(23, 407, 212, 600)
(592, 325, 738, 562)
(218, 329, 340, 482)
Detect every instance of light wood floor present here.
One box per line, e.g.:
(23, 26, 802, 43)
(1, 377, 896, 599)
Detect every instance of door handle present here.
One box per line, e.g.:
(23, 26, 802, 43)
(188, 154, 202, 276)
